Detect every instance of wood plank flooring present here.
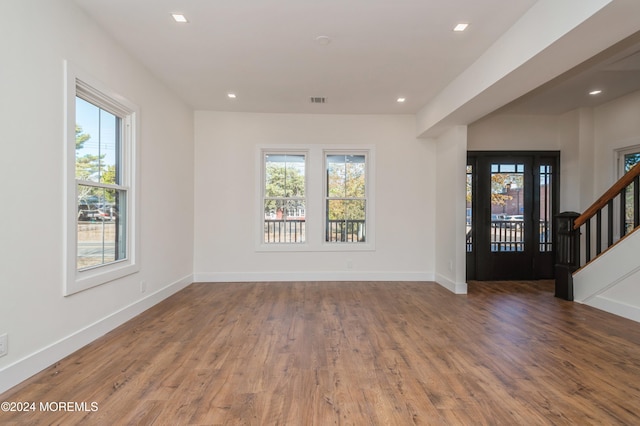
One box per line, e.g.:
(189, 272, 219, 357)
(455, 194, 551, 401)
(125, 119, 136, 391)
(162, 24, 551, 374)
(2, 280, 640, 425)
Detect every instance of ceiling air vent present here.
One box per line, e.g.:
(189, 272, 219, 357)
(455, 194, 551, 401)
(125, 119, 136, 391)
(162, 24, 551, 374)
(310, 97, 326, 104)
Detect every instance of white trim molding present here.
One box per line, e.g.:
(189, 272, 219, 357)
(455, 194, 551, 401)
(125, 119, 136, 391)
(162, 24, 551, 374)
(194, 271, 434, 283)
(435, 273, 468, 294)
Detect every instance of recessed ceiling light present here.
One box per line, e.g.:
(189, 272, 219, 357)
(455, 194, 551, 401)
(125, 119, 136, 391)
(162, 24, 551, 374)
(397, 97, 406, 103)
(171, 13, 188, 23)
(589, 90, 602, 95)
(227, 93, 237, 99)
(453, 23, 469, 32)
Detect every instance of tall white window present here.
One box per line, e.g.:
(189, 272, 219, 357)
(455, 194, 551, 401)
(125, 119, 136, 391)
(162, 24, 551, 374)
(262, 152, 307, 243)
(325, 153, 367, 243)
(65, 64, 138, 295)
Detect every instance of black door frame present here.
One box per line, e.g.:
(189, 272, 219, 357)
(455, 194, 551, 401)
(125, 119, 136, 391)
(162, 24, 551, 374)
(467, 151, 560, 281)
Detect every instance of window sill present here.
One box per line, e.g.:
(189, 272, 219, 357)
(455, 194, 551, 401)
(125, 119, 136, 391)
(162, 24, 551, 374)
(65, 261, 139, 296)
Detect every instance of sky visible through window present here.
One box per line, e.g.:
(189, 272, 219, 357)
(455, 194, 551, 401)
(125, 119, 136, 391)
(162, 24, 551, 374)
(76, 97, 117, 179)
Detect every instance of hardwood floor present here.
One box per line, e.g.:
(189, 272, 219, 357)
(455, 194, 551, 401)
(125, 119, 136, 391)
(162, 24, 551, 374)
(2, 280, 640, 425)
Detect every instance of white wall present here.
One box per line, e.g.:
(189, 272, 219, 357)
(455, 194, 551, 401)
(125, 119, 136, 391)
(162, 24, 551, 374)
(193, 112, 436, 282)
(468, 114, 560, 151)
(0, 0, 194, 393)
(434, 126, 468, 293)
(594, 90, 640, 194)
(557, 109, 583, 212)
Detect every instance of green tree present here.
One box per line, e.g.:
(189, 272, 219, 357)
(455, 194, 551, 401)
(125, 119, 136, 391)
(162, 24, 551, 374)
(466, 166, 473, 203)
(490, 173, 523, 207)
(327, 160, 365, 220)
(625, 153, 640, 172)
(76, 125, 116, 202)
(623, 154, 640, 232)
(264, 161, 305, 218)
(265, 164, 305, 198)
(75, 125, 115, 184)
(76, 125, 90, 150)
(102, 165, 116, 185)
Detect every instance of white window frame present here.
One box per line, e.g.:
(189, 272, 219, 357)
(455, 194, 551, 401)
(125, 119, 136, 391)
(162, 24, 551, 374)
(616, 143, 640, 179)
(64, 61, 140, 295)
(261, 149, 309, 246)
(323, 150, 370, 245)
(256, 145, 375, 252)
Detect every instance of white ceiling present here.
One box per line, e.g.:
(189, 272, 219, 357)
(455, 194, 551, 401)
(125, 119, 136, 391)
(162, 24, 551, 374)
(495, 30, 640, 116)
(73, 0, 539, 114)
(73, 0, 640, 118)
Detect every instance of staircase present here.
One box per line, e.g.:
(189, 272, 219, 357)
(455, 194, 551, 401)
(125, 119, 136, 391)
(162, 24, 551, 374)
(555, 162, 640, 322)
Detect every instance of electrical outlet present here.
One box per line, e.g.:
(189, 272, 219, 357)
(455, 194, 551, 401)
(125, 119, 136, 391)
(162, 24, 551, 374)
(0, 333, 7, 357)
(346, 259, 353, 270)
(140, 281, 147, 293)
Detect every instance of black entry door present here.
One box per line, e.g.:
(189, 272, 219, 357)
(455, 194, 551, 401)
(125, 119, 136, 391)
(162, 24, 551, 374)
(467, 152, 558, 280)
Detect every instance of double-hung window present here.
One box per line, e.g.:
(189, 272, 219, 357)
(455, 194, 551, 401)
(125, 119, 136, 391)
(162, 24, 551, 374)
(263, 152, 307, 243)
(65, 64, 138, 295)
(258, 146, 373, 250)
(325, 153, 368, 243)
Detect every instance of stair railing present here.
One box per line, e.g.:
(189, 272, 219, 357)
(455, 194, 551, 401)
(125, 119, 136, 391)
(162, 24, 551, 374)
(555, 162, 640, 300)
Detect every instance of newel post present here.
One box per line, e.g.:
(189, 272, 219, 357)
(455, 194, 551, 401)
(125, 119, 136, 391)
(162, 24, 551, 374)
(554, 212, 580, 300)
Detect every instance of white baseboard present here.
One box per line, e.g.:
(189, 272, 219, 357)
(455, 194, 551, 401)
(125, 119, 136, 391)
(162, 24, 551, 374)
(194, 271, 468, 294)
(193, 271, 434, 283)
(435, 273, 468, 294)
(580, 295, 640, 324)
(0, 274, 192, 395)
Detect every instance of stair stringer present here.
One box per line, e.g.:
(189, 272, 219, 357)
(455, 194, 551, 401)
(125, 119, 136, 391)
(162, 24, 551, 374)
(573, 229, 640, 323)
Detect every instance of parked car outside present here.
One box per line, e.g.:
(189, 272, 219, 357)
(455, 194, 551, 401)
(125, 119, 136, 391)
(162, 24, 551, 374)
(491, 214, 506, 226)
(78, 203, 101, 221)
(505, 215, 524, 227)
(97, 204, 117, 221)
(78, 201, 117, 221)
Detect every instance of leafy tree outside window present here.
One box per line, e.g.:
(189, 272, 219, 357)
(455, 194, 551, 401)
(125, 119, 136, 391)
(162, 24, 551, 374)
(326, 154, 367, 242)
(263, 153, 306, 243)
(623, 152, 640, 233)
